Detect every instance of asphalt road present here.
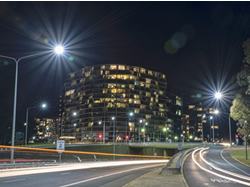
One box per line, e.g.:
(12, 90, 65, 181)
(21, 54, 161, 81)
(184, 146, 250, 187)
(0, 162, 165, 187)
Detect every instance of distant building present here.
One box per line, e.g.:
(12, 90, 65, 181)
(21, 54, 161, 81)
(62, 64, 169, 142)
(166, 92, 183, 141)
(34, 118, 59, 143)
(186, 102, 219, 142)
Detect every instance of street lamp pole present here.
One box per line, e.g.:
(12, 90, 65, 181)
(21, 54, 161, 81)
(229, 114, 232, 147)
(0, 51, 51, 163)
(112, 117, 115, 161)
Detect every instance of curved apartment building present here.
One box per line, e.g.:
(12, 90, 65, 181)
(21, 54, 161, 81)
(62, 64, 168, 142)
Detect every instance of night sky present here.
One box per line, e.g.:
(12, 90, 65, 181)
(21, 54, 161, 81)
(0, 1, 250, 139)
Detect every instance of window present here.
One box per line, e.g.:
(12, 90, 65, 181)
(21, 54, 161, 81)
(129, 84, 134, 90)
(159, 90, 163, 95)
(146, 84, 150, 88)
(85, 71, 90, 77)
(146, 92, 151, 97)
(146, 78, 151, 84)
(65, 89, 75, 96)
(103, 89, 108, 93)
(188, 105, 195, 109)
(176, 109, 181, 116)
(110, 65, 117, 70)
(129, 99, 134, 103)
(133, 67, 139, 72)
(146, 115, 151, 119)
(140, 82, 145, 87)
(134, 94, 140, 99)
(118, 65, 125, 70)
(197, 107, 202, 111)
(70, 73, 75, 78)
(148, 70, 153, 75)
(105, 70, 110, 75)
(101, 65, 105, 70)
(134, 108, 140, 114)
(134, 81, 140, 86)
(134, 99, 141, 104)
(71, 80, 76, 86)
(140, 68, 146, 73)
(140, 104, 146, 109)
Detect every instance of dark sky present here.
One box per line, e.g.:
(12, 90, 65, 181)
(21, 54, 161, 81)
(0, 1, 250, 138)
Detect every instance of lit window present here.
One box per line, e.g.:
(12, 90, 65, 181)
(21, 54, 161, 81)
(146, 92, 151, 97)
(140, 68, 146, 73)
(103, 89, 108, 93)
(188, 105, 195, 109)
(101, 65, 105, 70)
(146, 115, 151, 119)
(133, 67, 139, 72)
(134, 108, 140, 114)
(70, 73, 75, 78)
(118, 65, 125, 70)
(71, 80, 76, 86)
(85, 71, 90, 77)
(134, 81, 140, 86)
(105, 71, 110, 75)
(129, 99, 134, 103)
(148, 70, 153, 75)
(134, 99, 141, 104)
(65, 89, 75, 96)
(134, 94, 140, 99)
(110, 65, 117, 70)
(197, 107, 202, 111)
(146, 84, 150, 88)
(159, 90, 163, 95)
(140, 82, 145, 87)
(146, 78, 151, 84)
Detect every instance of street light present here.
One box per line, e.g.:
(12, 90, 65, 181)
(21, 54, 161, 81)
(25, 103, 47, 146)
(215, 92, 222, 99)
(214, 92, 233, 147)
(0, 45, 64, 163)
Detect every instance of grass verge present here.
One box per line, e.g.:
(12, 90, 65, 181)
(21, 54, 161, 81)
(229, 150, 250, 166)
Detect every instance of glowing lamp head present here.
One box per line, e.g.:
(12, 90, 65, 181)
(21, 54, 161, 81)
(55, 45, 64, 54)
(214, 110, 219, 114)
(42, 103, 46, 108)
(215, 92, 222, 99)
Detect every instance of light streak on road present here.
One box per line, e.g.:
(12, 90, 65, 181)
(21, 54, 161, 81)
(192, 148, 250, 186)
(0, 145, 170, 159)
(0, 160, 168, 178)
(199, 148, 250, 181)
(60, 164, 162, 187)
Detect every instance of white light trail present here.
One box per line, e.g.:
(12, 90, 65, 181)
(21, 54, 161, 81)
(199, 148, 250, 181)
(192, 148, 250, 186)
(0, 160, 168, 178)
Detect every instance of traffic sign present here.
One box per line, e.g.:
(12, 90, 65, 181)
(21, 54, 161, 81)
(57, 140, 65, 152)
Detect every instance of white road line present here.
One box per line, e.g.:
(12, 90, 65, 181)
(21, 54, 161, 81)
(4, 178, 26, 183)
(220, 149, 250, 176)
(59, 164, 162, 187)
(61, 172, 71, 175)
(192, 148, 250, 186)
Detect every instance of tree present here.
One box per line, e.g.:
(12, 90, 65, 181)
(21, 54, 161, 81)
(231, 38, 250, 141)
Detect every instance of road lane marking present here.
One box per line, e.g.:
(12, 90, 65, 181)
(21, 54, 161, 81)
(209, 166, 213, 170)
(4, 178, 26, 183)
(59, 164, 163, 187)
(192, 148, 250, 186)
(61, 172, 71, 175)
(220, 149, 250, 176)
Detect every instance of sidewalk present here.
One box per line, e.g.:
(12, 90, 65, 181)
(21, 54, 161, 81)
(123, 153, 188, 187)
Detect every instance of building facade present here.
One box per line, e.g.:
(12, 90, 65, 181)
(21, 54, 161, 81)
(62, 64, 169, 142)
(34, 117, 59, 143)
(186, 102, 219, 142)
(166, 92, 183, 141)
